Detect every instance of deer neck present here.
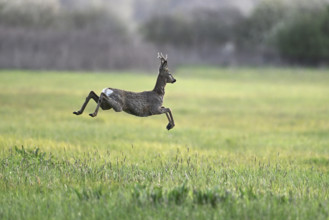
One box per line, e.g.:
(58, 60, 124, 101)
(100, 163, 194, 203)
(153, 74, 166, 96)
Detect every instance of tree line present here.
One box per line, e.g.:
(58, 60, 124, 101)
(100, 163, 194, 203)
(0, 0, 328, 70)
(142, 1, 329, 66)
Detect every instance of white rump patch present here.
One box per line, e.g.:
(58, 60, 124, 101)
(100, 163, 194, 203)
(102, 88, 113, 97)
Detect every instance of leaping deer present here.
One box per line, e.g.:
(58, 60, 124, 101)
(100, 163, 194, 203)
(73, 53, 176, 130)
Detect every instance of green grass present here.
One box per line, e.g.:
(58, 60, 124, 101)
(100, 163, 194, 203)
(0, 67, 328, 219)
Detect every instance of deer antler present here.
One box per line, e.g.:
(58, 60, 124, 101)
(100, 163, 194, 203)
(157, 52, 168, 61)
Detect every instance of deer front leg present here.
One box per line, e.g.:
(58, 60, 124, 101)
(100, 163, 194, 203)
(166, 111, 175, 130)
(161, 107, 175, 130)
(73, 91, 99, 115)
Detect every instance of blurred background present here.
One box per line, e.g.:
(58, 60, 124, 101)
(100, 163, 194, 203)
(0, 0, 329, 71)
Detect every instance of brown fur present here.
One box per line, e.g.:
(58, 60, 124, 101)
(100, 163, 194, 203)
(73, 53, 176, 130)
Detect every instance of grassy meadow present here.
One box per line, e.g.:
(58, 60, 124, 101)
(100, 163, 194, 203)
(0, 67, 328, 219)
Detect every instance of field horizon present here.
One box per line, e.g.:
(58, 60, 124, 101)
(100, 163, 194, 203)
(0, 67, 328, 219)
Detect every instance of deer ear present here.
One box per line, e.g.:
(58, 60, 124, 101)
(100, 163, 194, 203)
(160, 60, 167, 69)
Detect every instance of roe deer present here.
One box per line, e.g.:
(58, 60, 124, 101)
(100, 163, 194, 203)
(73, 53, 176, 130)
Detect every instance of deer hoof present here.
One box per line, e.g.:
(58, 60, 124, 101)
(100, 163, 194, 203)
(73, 111, 81, 115)
(166, 123, 174, 130)
(89, 113, 96, 117)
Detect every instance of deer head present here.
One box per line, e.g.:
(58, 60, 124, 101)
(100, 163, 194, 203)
(158, 52, 176, 84)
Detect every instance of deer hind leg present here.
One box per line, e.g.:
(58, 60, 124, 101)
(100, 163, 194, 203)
(160, 107, 175, 130)
(73, 91, 99, 115)
(89, 93, 123, 117)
